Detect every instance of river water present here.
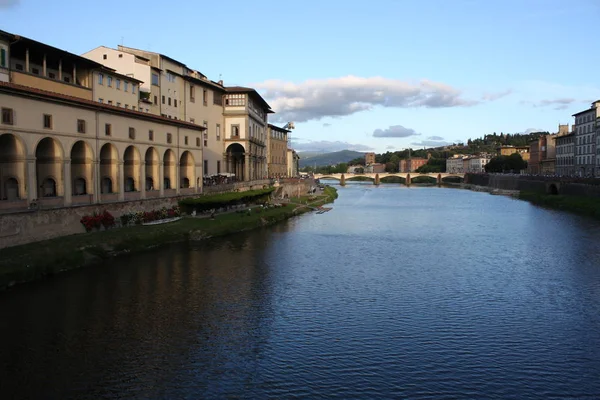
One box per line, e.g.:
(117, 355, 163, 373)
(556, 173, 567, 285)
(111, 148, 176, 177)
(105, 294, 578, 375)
(2, 183, 600, 399)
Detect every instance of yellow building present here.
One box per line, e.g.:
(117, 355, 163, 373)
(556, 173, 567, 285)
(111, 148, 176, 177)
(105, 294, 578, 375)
(0, 30, 204, 212)
(267, 124, 289, 178)
(498, 145, 530, 162)
(223, 87, 272, 181)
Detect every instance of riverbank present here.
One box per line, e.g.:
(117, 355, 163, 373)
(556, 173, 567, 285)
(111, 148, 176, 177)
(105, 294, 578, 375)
(0, 186, 338, 290)
(519, 191, 600, 219)
(458, 183, 519, 197)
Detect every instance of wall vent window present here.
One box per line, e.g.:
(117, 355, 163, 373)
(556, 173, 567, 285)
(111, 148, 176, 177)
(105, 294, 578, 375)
(43, 114, 52, 129)
(167, 133, 172, 144)
(1, 108, 13, 125)
(129, 127, 136, 139)
(149, 130, 154, 141)
(77, 119, 86, 133)
(105, 123, 112, 136)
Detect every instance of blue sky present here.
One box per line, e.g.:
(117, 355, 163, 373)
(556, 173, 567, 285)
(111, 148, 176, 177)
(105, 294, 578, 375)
(3, 0, 600, 153)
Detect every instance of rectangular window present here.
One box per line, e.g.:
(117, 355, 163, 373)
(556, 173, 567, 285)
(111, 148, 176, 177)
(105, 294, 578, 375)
(124, 81, 128, 92)
(168, 97, 171, 106)
(184, 136, 188, 145)
(129, 127, 135, 139)
(32, 67, 39, 75)
(1, 108, 13, 125)
(43, 114, 52, 129)
(151, 73, 159, 85)
(190, 86, 195, 102)
(216, 124, 221, 141)
(98, 98, 103, 103)
(204, 160, 208, 175)
(167, 133, 172, 144)
(48, 72, 56, 79)
(231, 125, 240, 137)
(162, 96, 165, 104)
(196, 137, 200, 147)
(98, 73, 104, 85)
(149, 130, 154, 141)
(132, 84, 136, 95)
(203, 89, 208, 105)
(0, 48, 6, 68)
(107, 76, 112, 87)
(15, 63, 23, 71)
(77, 119, 86, 133)
(217, 160, 221, 174)
(174, 99, 177, 107)
(105, 123, 112, 136)
(154, 95, 158, 105)
(64, 76, 71, 83)
(116, 79, 121, 89)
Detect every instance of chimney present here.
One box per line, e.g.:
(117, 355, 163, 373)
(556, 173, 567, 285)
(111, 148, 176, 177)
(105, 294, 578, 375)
(218, 80, 223, 86)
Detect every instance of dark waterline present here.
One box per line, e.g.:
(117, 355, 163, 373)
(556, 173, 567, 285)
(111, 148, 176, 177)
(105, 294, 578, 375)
(2, 183, 600, 399)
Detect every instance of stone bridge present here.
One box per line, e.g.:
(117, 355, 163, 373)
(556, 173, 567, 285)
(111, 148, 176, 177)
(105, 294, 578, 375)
(314, 173, 465, 185)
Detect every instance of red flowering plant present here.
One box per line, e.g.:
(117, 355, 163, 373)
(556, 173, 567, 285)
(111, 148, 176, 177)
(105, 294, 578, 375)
(80, 210, 115, 232)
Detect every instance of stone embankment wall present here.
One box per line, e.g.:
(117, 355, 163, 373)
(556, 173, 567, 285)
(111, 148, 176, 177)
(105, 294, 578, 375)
(273, 179, 314, 199)
(465, 173, 600, 198)
(0, 179, 274, 249)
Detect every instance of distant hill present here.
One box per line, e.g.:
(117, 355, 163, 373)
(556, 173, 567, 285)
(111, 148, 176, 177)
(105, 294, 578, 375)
(299, 150, 365, 168)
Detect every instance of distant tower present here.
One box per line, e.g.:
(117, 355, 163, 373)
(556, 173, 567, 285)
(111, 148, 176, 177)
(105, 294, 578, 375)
(365, 152, 376, 165)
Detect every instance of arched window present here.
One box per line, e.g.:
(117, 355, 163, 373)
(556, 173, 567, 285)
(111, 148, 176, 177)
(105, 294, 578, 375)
(164, 177, 171, 189)
(181, 177, 190, 188)
(146, 177, 154, 191)
(101, 177, 112, 194)
(125, 177, 135, 192)
(73, 178, 87, 195)
(42, 178, 56, 197)
(4, 178, 19, 200)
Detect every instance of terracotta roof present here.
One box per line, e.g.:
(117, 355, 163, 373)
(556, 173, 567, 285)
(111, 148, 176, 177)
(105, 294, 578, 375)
(0, 81, 204, 131)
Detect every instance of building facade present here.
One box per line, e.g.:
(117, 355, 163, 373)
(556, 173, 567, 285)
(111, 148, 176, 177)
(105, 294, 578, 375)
(555, 132, 575, 176)
(399, 157, 428, 172)
(466, 154, 491, 173)
(267, 124, 289, 178)
(498, 145, 530, 162)
(223, 87, 272, 181)
(365, 152, 375, 165)
(287, 149, 299, 177)
(0, 30, 204, 212)
(446, 155, 466, 173)
(572, 101, 600, 176)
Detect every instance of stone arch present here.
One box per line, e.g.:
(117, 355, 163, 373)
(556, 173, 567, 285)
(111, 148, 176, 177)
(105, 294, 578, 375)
(0, 133, 27, 201)
(35, 137, 64, 197)
(100, 143, 118, 194)
(226, 143, 245, 181)
(180, 151, 195, 189)
(145, 147, 160, 191)
(163, 149, 176, 190)
(124, 145, 141, 192)
(70, 140, 94, 196)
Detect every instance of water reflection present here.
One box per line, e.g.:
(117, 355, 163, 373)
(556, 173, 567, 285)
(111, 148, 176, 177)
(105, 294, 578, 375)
(2, 184, 600, 399)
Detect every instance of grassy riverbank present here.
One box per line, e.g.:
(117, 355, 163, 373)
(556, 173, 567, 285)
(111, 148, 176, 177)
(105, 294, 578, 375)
(519, 191, 600, 219)
(0, 186, 338, 290)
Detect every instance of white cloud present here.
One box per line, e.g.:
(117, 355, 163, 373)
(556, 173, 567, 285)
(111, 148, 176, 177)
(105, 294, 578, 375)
(373, 125, 420, 138)
(481, 89, 512, 101)
(291, 140, 374, 152)
(411, 140, 452, 147)
(254, 75, 481, 123)
(427, 135, 445, 140)
(322, 123, 332, 127)
(519, 128, 546, 134)
(386, 145, 396, 150)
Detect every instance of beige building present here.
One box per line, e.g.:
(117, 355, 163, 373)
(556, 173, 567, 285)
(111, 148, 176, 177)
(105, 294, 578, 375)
(287, 149, 299, 177)
(223, 87, 272, 181)
(267, 124, 289, 178)
(572, 101, 600, 176)
(84, 46, 236, 179)
(365, 152, 375, 165)
(0, 31, 204, 212)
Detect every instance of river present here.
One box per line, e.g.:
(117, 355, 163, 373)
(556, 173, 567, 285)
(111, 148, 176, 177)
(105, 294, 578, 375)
(2, 183, 600, 399)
